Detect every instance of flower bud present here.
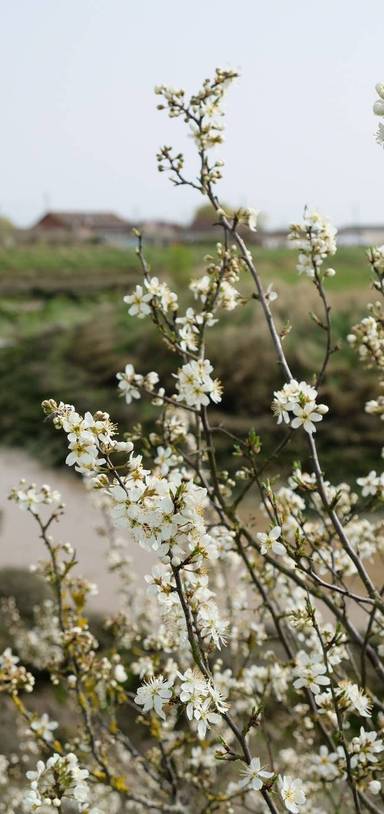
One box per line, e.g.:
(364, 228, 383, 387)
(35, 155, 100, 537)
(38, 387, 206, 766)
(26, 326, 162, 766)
(375, 82, 384, 100)
(41, 399, 58, 415)
(373, 99, 384, 116)
(114, 664, 128, 683)
(114, 441, 134, 454)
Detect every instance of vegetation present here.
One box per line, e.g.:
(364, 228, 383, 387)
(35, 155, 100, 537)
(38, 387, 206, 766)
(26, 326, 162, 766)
(0, 241, 372, 291)
(0, 242, 377, 477)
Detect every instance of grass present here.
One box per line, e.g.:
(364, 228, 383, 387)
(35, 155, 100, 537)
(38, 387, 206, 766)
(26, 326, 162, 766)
(0, 242, 371, 289)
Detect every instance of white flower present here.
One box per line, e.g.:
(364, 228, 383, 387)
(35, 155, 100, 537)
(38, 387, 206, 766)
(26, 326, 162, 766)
(175, 359, 222, 409)
(289, 210, 337, 279)
(265, 283, 278, 303)
(134, 675, 173, 720)
(144, 276, 164, 297)
(154, 446, 177, 475)
(144, 276, 178, 312)
(65, 435, 98, 468)
(193, 698, 221, 739)
(247, 208, 260, 231)
(290, 402, 328, 434)
(376, 122, 384, 147)
(24, 753, 89, 810)
(350, 727, 384, 768)
(293, 651, 330, 695)
(113, 663, 128, 683)
(12, 486, 42, 513)
(279, 775, 306, 813)
(116, 363, 143, 404)
(124, 285, 152, 318)
(178, 668, 208, 720)
(373, 99, 384, 116)
(30, 713, 58, 743)
(357, 471, 381, 497)
(337, 682, 372, 718)
(238, 756, 273, 791)
(271, 380, 328, 433)
(257, 526, 285, 556)
(310, 745, 339, 780)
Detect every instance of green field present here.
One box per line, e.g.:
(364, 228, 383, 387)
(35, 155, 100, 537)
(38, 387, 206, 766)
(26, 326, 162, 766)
(0, 242, 380, 479)
(0, 242, 371, 293)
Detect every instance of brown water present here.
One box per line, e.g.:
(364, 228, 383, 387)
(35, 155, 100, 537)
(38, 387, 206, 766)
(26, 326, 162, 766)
(1, 448, 380, 628)
(0, 448, 154, 611)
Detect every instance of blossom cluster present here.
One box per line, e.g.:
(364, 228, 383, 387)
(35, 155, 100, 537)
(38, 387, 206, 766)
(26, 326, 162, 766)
(25, 753, 90, 811)
(175, 358, 222, 408)
(124, 277, 178, 319)
(271, 379, 328, 433)
(116, 362, 159, 405)
(0, 647, 35, 694)
(373, 81, 384, 146)
(8, 481, 61, 514)
(288, 209, 337, 279)
(155, 67, 238, 158)
(190, 242, 243, 314)
(348, 301, 384, 370)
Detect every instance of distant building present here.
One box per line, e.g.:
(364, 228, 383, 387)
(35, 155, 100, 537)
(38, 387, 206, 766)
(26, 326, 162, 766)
(337, 224, 384, 247)
(28, 211, 384, 250)
(137, 220, 184, 246)
(32, 211, 133, 246)
(261, 229, 289, 249)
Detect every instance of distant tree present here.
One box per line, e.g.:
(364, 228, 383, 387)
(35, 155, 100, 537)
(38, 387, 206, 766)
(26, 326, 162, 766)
(191, 203, 268, 232)
(190, 202, 234, 230)
(0, 215, 16, 246)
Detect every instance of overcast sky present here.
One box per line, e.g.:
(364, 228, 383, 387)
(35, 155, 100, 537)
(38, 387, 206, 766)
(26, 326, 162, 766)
(2, 0, 384, 227)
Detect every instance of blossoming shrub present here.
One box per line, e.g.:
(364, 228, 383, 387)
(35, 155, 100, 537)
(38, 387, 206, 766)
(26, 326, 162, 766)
(3, 70, 384, 814)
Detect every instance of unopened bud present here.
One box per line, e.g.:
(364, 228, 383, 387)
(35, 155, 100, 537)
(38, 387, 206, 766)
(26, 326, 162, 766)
(373, 99, 384, 116)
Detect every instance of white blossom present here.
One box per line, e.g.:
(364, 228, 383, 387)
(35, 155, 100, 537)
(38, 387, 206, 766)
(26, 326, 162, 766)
(124, 285, 152, 318)
(279, 775, 306, 813)
(289, 210, 337, 279)
(272, 380, 328, 433)
(30, 714, 58, 743)
(175, 359, 222, 409)
(238, 756, 273, 790)
(293, 651, 330, 695)
(24, 753, 89, 810)
(257, 525, 285, 556)
(350, 727, 384, 768)
(134, 675, 173, 720)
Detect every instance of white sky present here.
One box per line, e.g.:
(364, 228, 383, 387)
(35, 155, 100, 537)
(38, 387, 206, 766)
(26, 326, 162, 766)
(2, 0, 384, 227)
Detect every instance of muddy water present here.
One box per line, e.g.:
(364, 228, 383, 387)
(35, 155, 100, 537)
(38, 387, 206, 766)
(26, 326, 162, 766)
(0, 448, 154, 611)
(1, 448, 381, 629)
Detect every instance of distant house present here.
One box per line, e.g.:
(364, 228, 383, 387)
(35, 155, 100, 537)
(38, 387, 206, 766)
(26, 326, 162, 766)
(32, 211, 133, 246)
(137, 220, 184, 246)
(261, 229, 289, 249)
(337, 224, 384, 247)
